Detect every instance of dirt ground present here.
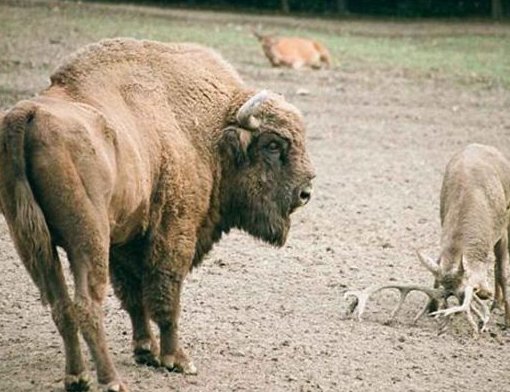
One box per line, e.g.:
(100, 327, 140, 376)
(1, 2, 510, 392)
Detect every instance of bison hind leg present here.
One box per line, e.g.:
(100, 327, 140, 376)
(41, 248, 90, 391)
(109, 240, 159, 367)
(26, 106, 126, 390)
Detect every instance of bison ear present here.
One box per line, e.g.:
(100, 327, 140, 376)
(220, 126, 253, 167)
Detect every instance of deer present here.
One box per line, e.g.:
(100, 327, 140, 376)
(253, 31, 332, 70)
(345, 144, 510, 334)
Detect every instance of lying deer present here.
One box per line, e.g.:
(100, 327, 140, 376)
(345, 143, 510, 333)
(253, 31, 332, 70)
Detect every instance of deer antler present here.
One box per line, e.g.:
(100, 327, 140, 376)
(472, 294, 490, 332)
(429, 286, 490, 333)
(344, 284, 444, 322)
(344, 252, 493, 333)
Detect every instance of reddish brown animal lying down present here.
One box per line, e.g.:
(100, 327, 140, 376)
(0, 38, 314, 392)
(254, 32, 332, 69)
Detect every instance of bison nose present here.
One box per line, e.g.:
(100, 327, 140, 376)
(298, 184, 313, 206)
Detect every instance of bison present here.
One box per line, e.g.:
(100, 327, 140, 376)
(0, 38, 314, 392)
(254, 32, 332, 70)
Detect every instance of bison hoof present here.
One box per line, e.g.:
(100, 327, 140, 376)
(161, 349, 197, 375)
(65, 372, 91, 391)
(134, 346, 160, 367)
(100, 380, 129, 392)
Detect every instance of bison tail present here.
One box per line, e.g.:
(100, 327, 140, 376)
(0, 102, 55, 305)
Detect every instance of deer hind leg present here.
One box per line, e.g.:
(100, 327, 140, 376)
(44, 249, 90, 391)
(110, 241, 159, 367)
(494, 229, 510, 327)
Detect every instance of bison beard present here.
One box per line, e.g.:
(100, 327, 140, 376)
(0, 38, 314, 392)
(225, 183, 291, 247)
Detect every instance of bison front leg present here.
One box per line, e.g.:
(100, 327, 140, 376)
(143, 224, 197, 375)
(144, 265, 197, 375)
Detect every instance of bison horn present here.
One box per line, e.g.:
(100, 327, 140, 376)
(236, 90, 270, 130)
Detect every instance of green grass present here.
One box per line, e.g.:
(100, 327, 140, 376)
(289, 29, 510, 85)
(1, 0, 510, 107)
(72, 9, 510, 86)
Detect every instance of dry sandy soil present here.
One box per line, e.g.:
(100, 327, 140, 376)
(1, 2, 510, 392)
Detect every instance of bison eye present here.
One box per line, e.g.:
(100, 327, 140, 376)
(266, 141, 280, 153)
(258, 133, 288, 163)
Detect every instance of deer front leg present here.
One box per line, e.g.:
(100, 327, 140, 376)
(494, 228, 510, 327)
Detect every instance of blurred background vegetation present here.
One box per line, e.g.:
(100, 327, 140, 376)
(99, 0, 510, 18)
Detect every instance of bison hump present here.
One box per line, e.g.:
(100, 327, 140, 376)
(50, 38, 243, 91)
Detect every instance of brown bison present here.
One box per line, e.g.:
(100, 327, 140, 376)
(254, 31, 332, 69)
(0, 38, 314, 392)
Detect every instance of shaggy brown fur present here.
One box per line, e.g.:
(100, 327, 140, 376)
(420, 143, 510, 324)
(254, 32, 332, 70)
(0, 38, 314, 392)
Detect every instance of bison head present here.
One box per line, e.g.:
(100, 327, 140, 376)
(219, 90, 314, 246)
